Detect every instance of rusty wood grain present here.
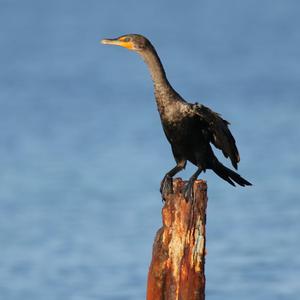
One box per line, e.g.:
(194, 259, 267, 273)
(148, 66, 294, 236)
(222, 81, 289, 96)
(147, 179, 208, 300)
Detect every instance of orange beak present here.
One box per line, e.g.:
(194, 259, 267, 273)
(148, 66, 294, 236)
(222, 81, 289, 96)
(101, 37, 134, 50)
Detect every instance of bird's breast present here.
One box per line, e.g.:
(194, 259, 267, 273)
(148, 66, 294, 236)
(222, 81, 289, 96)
(161, 114, 198, 146)
(158, 100, 190, 123)
(154, 92, 198, 144)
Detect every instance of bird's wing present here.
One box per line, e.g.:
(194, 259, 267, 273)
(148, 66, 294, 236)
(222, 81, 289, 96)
(192, 103, 240, 169)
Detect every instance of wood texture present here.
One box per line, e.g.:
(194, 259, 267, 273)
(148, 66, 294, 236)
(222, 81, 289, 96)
(147, 179, 208, 300)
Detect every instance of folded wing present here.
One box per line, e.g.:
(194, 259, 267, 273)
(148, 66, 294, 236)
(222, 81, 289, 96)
(192, 103, 240, 169)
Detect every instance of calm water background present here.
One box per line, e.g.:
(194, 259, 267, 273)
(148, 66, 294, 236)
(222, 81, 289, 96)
(1, 0, 300, 299)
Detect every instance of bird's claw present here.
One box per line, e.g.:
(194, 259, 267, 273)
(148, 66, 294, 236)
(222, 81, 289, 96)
(160, 175, 173, 200)
(183, 180, 195, 202)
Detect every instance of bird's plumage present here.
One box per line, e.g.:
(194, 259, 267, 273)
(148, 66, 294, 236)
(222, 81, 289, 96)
(192, 103, 240, 169)
(101, 34, 251, 200)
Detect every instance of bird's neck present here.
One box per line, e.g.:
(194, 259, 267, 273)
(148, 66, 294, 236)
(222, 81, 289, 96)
(139, 46, 175, 97)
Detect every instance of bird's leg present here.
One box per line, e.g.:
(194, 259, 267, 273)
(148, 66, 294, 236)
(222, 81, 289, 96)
(183, 168, 202, 202)
(160, 161, 186, 200)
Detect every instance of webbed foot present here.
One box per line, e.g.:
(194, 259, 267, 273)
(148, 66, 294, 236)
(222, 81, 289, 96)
(160, 175, 173, 200)
(182, 179, 195, 202)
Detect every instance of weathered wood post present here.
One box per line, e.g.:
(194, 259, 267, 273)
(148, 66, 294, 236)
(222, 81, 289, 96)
(147, 178, 208, 300)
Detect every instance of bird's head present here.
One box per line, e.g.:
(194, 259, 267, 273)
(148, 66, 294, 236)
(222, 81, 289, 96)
(101, 34, 150, 52)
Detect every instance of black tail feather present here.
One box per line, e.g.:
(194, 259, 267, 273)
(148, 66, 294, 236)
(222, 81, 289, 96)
(212, 161, 252, 187)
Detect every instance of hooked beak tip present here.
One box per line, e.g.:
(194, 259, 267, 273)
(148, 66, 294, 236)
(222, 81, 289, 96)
(101, 39, 111, 45)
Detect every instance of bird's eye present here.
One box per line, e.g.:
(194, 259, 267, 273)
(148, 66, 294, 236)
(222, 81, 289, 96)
(123, 37, 131, 42)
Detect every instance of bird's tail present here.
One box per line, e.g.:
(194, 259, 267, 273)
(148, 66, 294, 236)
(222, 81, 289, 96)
(212, 160, 252, 187)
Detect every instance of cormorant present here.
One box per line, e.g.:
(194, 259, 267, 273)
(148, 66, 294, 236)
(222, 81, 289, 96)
(101, 34, 251, 201)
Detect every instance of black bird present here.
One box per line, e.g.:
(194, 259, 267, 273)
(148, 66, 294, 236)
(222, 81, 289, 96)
(101, 34, 251, 201)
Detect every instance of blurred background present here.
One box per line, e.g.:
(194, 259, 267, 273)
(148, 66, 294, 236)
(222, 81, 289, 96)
(0, 0, 299, 299)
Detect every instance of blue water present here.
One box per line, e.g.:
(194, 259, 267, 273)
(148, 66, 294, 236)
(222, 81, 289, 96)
(1, 0, 300, 299)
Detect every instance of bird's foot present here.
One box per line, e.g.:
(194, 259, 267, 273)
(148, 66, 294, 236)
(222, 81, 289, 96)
(182, 179, 195, 202)
(160, 175, 173, 200)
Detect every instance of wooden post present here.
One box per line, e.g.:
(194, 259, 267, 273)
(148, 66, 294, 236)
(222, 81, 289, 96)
(147, 178, 208, 300)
